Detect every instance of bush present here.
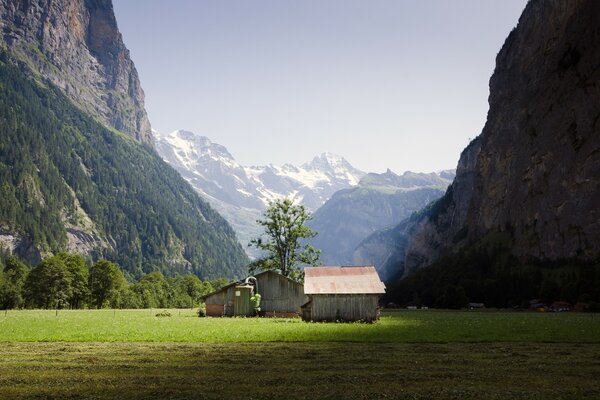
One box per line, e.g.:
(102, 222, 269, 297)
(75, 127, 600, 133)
(197, 303, 206, 317)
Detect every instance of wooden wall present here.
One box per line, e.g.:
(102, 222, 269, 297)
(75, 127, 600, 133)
(204, 271, 307, 316)
(256, 272, 308, 314)
(307, 294, 380, 322)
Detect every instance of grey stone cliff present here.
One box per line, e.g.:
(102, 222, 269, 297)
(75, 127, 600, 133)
(0, 0, 152, 145)
(362, 0, 600, 281)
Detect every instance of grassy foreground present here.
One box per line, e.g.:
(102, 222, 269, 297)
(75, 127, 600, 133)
(1, 342, 599, 399)
(1, 310, 599, 399)
(1, 309, 599, 342)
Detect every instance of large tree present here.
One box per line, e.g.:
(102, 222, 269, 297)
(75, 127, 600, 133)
(25, 256, 71, 309)
(89, 260, 126, 308)
(250, 198, 320, 280)
(0, 256, 29, 309)
(57, 253, 89, 309)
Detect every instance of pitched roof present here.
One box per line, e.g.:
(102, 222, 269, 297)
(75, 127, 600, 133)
(304, 266, 386, 295)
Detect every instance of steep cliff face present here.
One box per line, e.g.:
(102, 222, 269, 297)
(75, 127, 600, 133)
(466, 0, 600, 261)
(381, 0, 600, 283)
(0, 0, 152, 145)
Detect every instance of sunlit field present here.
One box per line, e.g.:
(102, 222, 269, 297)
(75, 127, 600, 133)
(1, 310, 599, 399)
(1, 309, 599, 343)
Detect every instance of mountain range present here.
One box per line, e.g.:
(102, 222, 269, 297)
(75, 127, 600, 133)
(309, 169, 453, 269)
(154, 129, 454, 263)
(154, 129, 366, 255)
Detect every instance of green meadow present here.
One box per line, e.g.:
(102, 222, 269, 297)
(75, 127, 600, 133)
(1, 309, 599, 343)
(1, 310, 599, 399)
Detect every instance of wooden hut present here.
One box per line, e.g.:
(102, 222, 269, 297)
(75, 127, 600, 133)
(202, 270, 307, 317)
(301, 266, 386, 322)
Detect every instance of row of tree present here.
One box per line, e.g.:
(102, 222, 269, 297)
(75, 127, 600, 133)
(0, 253, 227, 310)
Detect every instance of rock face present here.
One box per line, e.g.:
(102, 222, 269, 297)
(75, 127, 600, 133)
(466, 0, 600, 261)
(378, 0, 600, 282)
(0, 0, 152, 145)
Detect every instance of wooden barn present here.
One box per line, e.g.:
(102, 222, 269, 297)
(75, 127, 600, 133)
(301, 266, 386, 322)
(202, 270, 307, 317)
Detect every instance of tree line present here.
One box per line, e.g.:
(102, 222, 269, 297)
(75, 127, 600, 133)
(0, 253, 227, 310)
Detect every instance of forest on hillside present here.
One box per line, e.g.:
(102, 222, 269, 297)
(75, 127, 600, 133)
(0, 50, 248, 279)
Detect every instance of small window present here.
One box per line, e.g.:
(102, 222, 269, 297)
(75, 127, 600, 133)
(235, 291, 241, 297)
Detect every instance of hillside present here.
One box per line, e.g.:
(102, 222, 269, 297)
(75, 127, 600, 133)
(308, 169, 453, 268)
(0, 51, 247, 278)
(376, 0, 600, 306)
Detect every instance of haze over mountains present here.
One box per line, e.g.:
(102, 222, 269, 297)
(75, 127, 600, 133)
(154, 129, 454, 260)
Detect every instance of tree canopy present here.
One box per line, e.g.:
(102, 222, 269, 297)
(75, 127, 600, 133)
(250, 198, 320, 280)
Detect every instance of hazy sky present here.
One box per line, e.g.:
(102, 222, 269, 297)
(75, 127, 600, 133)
(113, 0, 527, 173)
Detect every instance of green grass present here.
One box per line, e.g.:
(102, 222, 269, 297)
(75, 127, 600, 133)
(1, 342, 599, 399)
(0, 309, 599, 343)
(1, 310, 599, 399)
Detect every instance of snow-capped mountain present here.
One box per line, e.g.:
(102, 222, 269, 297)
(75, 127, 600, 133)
(153, 130, 366, 255)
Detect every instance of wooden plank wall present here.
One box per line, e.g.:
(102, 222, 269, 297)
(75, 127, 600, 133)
(256, 272, 308, 313)
(310, 294, 379, 322)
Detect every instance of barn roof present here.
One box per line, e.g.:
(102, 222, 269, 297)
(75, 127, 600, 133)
(304, 266, 386, 295)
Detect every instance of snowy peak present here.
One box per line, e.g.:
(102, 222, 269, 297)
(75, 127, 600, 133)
(152, 130, 366, 211)
(157, 130, 235, 164)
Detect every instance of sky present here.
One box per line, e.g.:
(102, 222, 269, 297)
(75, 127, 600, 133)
(112, 0, 527, 174)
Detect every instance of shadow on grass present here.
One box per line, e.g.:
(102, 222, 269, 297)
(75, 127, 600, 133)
(1, 342, 599, 400)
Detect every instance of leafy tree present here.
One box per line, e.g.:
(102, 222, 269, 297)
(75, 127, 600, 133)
(25, 256, 71, 309)
(115, 287, 142, 309)
(57, 253, 89, 309)
(0, 256, 29, 309)
(169, 275, 213, 308)
(132, 271, 170, 308)
(89, 260, 126, 308)
(209, 277, 229, 292)
(250, 198, 320, 279)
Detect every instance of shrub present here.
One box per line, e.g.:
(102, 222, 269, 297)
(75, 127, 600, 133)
(197, 303, 206, 317)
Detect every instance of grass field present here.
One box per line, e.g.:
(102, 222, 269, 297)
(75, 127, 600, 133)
(1, 310, 599, 399)
(1, 308, 599, 342)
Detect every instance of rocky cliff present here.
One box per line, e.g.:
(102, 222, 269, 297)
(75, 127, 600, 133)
(0, 0, 152, 145)
(379, 0, 600, 284)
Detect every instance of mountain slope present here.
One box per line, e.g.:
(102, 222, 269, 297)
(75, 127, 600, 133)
(308, 169, 453, 268)
(0, 0, 152, 145)
(154, 130, 366, 254)
(0, 51, 248, 278)
(376, 0, 600, 306)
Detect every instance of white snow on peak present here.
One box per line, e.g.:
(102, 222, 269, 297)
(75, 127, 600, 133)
(153, 130, 366, 211)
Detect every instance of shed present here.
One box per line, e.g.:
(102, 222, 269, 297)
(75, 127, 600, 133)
(202, 270, 307, 317)
(301, 266, 386, 322)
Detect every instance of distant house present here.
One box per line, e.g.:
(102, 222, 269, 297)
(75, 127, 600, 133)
(301, 266, 386, 322)
(202, 270, 307, 317)
(549, 301, 571, 312)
